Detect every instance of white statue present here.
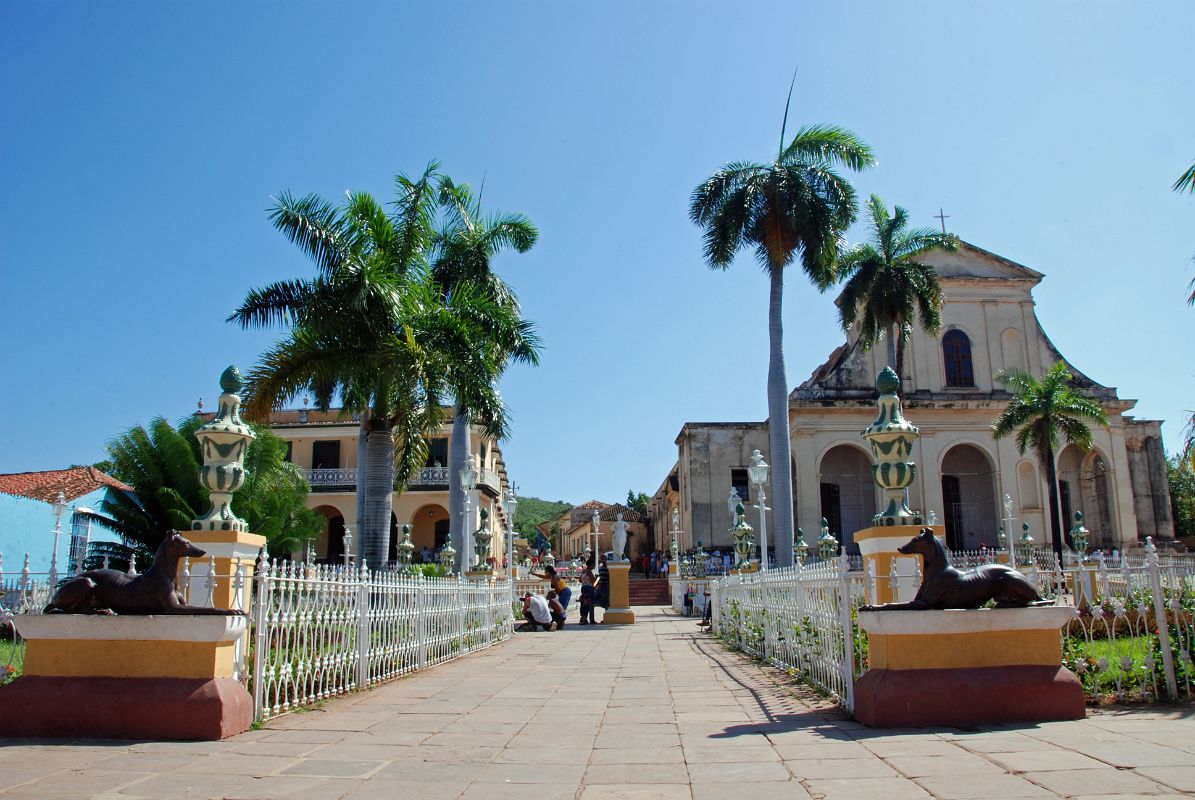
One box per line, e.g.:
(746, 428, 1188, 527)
(591, 510, 601, 531)
(612, 512, 629, 560)
(671, 507, 680, 533)
(727, 486, 741, 525)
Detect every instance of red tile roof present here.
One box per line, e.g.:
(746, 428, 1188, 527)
(0, 467, 131, 503)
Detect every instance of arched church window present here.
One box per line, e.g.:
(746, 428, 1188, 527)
(943, 330, 975, 388)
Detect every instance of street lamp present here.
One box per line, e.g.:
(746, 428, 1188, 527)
(591, 510, 601, 562)
(50, 490, 67, 583)
(747, 450, 770, 570)
(342, 526, 353, 569)
(460, 454, 479, 569)
(504, 487, 519, 587)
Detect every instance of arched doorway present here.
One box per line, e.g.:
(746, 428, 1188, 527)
(1084, 450, 1115, 548)
(411, 504, 450, 558)
(312, 505, 345, 563)
(818, 445, 874, 554)
(1056, 446, 1084, 543)
(940, 444, 997, 550)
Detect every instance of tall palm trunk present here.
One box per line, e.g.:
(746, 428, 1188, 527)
(886, 323, 898, 373)
(354, 420, 368, 562)
(448, 408, 471, 572)
(767, 267, 796, 567)
(1043, 442, 1064, 564)
(361, 417, 395, 570)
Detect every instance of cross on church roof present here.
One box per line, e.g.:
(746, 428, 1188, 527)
(935, 207, 951, 234)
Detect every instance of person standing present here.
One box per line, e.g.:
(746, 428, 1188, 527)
(578, 564, 597, 624)
(594, 553, 610, 616)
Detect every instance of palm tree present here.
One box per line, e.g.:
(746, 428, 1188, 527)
(229, 165, 513, 569)
(991, 361, 1109, 563)
(98, 415, 321, 564)
(432, 177, 540, 570)
(1173, 161, 1195, 306)
(837, 195, 957, 385)
(690, 123, 874, 566)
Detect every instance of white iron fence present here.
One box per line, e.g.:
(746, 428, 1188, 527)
(0, 551, 513, 719)
(711, 540, 1195, 714)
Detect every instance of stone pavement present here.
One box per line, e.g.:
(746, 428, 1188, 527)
(2, 607, 1195, 799)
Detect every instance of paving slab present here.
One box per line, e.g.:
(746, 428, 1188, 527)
(4, 606, 1195, 800)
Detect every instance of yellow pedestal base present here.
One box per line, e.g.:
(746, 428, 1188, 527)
(185, 529, 267, 611)
(853, 525, 945, 605)
(602, 561, 635, 625)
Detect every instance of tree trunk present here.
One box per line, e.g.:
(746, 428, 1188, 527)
(448, 408, 471, 573)
(887, 323, 898, 373)
(893, 321, 905, 395)
(354, 419, 368, 562)
(1044, 444, 1065, 564)
(767, 267, 796, 567)
(361, 417, 394, 570)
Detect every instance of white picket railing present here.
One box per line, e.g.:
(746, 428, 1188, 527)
(710, 540, 1195, 713)
(249, 560, 513, 721)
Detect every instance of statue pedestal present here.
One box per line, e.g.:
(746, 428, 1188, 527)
(602, 561, 635, 624)
(0, 615, 252, 740)
(854, 525, 945, 605)
(854, 607, 1084, 728)
(184, 530, 267, 610)
(730, 563, 759, 575)
(466, 568, 501, 580)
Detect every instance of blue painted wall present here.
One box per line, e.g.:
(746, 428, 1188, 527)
(0, 489, 123, 576)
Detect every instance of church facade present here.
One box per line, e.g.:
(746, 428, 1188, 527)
(652, 242, 1173, 556)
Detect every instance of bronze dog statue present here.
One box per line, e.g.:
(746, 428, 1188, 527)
(860, 527, 1045, 611)
(45, 531, 244, 615)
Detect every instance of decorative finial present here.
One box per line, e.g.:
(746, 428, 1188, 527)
(219, 365, 243, 394)
(876, 366, 901, 395)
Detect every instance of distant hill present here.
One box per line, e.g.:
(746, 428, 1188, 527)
(513, 496, 572, 536)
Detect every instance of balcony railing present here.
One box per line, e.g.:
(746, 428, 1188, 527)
(305, 468, 357, 489)
(408, 466, 450, 487)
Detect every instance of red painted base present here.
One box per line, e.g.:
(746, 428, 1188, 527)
(0, 676, 252, 740)
(854, 665, 1085, 728)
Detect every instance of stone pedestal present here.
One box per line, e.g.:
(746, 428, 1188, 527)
(466, 568, 501, 580)
(854, 607, 1084, 728)
(184, 530, 267, 610)
(0, 615, 252, 740)
(854, 525, 945, 605)
(602, 561, 635, 624)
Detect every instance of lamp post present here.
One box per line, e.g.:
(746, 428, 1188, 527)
(460, 455, 479, 571)
(342, 526, 354, 569)
(50, 490, 67, 583)
(747, 450, 770, 571)
(504, 487, 519, 589)
(591, 510, 601, 563)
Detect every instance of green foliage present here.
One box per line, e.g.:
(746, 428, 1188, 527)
(837, 194, 957, 380)
(1168, 455, 1195, 539)
(626, 490, 650, 516)
(512, 496, 571, 536)
(98, 415, 323, 560)
(992, 361, 1109, 559)
(408, 562, 449, 577)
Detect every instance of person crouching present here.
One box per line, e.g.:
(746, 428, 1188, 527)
(519, 592, 553, 632)
(545, 590, 567, 630)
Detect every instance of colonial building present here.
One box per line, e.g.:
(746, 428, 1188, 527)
(266, 409, 515, 565)
(539, 500, 649, 560)
(652, 242, 1173, 556)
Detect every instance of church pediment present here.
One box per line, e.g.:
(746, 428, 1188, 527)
(923, 241, 1044, 284)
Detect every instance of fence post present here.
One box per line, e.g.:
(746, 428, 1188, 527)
(251, 551, 270, 723)
(837, 553, 856, 712)
(457, 576, 467, 652)
(356, 562, 371, 690)
(416, 576, 427, 670)
(1146, 539, 1179, 699)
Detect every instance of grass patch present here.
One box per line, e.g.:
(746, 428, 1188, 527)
(1, 639, 24, 682)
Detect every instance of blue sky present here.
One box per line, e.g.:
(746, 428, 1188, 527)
(1, 2, 1191, 507)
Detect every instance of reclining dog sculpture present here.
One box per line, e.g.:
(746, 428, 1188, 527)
(860, 527, 1045, 611)
(45, 530, 244, 615)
